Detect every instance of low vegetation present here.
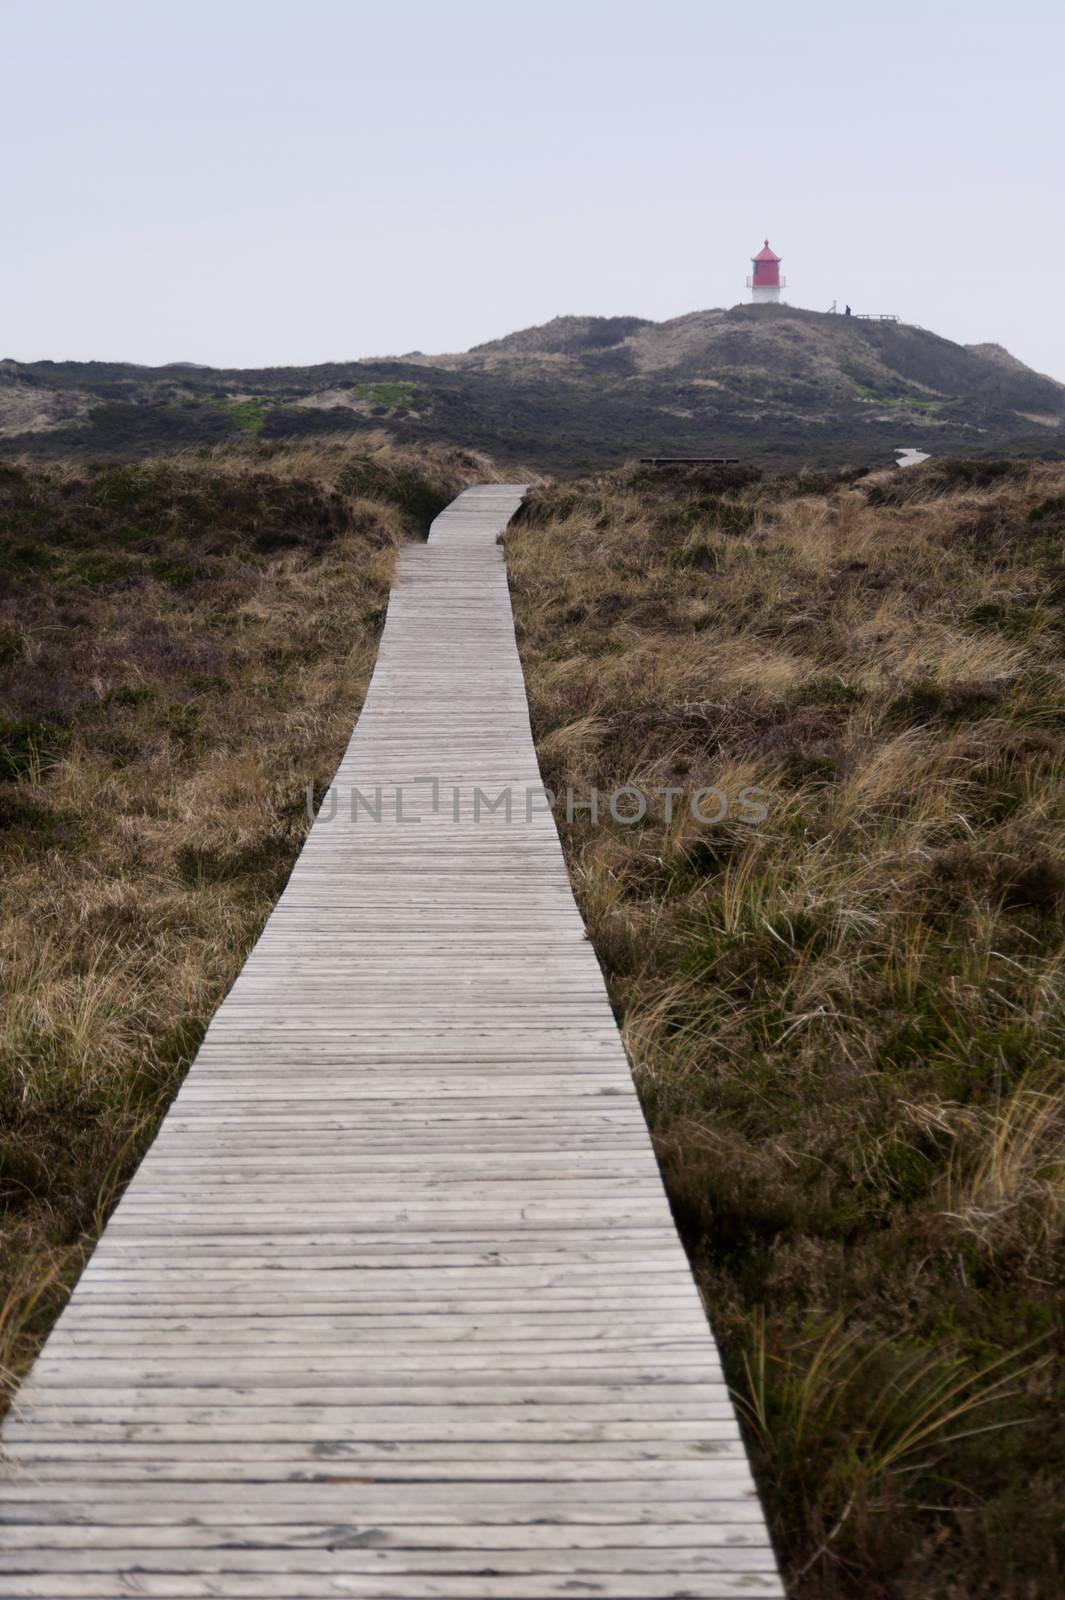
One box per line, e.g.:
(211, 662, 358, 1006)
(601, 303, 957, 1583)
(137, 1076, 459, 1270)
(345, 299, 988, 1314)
(0, 434, 496, 1397)
(3, 436, 1063, 1597)
(506, 458, 1065, 1599)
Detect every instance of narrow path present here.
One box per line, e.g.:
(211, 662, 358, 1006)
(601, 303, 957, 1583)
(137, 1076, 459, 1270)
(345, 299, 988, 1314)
(0, 486, 783, 1597)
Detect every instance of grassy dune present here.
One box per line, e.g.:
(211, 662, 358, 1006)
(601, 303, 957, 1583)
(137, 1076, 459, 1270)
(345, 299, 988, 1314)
(505, 458, 1065, 1598)
(0, 435, 497, 1395)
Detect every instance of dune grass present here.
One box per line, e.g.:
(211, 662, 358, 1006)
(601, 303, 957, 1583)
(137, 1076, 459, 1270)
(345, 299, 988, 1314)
(0, 433, 498, 1398)
(506, 458, 1065, 1599)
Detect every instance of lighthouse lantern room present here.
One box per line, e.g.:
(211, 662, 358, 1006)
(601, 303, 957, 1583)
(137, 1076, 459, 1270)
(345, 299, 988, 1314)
(748, 240, 785, 304)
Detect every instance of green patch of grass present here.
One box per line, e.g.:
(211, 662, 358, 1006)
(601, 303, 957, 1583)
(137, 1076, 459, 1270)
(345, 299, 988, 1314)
(163, 398, 272, 436)
(221, 398, 271, 434)
(352, 381, 417, 415)
(854, 384, 942, 412)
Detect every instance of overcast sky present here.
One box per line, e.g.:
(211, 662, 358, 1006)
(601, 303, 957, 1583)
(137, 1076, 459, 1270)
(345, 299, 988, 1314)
(4, 0, 1064, 378)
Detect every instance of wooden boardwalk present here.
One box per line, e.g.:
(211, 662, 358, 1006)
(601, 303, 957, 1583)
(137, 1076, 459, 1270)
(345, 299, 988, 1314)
(0, 486, 782, 1597)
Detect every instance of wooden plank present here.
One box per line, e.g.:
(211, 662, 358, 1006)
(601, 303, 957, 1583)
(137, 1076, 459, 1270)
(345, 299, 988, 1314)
(0, 1576, 783, 1599)
(0, 1548, 776, 1574)
(0, 486, 781, 1596)
(0, 1522, 772, 1550)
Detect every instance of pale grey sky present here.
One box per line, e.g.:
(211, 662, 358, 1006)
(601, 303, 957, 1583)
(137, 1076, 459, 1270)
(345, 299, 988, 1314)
(4, 0, 1064, 378)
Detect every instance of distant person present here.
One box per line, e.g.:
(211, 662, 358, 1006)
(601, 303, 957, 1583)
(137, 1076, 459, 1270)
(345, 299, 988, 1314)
(844, 304, 852, 317)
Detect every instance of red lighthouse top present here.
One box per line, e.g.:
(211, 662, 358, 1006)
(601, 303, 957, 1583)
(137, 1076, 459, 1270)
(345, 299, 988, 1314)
(751, 239, 782, 286)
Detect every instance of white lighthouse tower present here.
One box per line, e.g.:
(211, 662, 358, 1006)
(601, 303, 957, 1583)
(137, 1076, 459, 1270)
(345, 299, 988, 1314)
(747, 240, 784, 304)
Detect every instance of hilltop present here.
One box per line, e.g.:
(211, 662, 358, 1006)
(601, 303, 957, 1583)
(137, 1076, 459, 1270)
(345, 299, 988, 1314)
(2, 304, 1062, 470)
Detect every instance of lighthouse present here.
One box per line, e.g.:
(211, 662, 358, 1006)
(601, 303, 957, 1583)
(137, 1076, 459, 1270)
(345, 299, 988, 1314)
(748, 240, 784, 304)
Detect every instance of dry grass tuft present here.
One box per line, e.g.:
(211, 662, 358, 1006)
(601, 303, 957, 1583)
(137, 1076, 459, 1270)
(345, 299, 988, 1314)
(944, 1077, 1065, 1256)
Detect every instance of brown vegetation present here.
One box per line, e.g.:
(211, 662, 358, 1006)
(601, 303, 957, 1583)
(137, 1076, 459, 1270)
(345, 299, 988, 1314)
(506, 458, 1065, 1599)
